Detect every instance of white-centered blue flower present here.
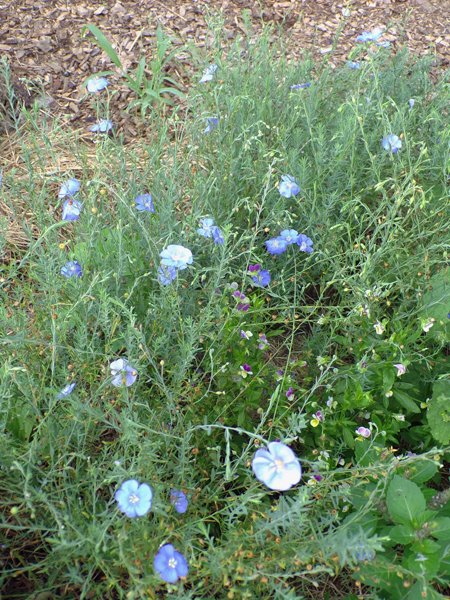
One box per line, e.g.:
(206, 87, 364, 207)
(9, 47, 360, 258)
(86, 76, 109, 93)
(115, 479, 152, 518)
(199, 63, 218, 83)
(59, 178, 80, 199)
(382, 134, 402, 154)
(90, 119, 113, 133)
(278, 175, 300, 198)
(160, 245, 193, 270)
(252, 441, 302, 491)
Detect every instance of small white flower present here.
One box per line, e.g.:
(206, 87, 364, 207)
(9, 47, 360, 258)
(373, 321, 385, 335)
(422, 318, 435, 332)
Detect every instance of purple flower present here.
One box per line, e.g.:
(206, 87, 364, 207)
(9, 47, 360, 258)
(204, 117, 219, 134)
(170, 489, 188, 514)
(236, 303, 250, 312)
(60, 260, 82, 278)
(296, 234, 313, 253)
(62, 199, 82, 221)
(286, 387, 294, 399)
(58, 178, 80, 199)
(265, 237, 288, 255)
(252, 441, 302, 491)
(248, 264, 261, 272)
(314, 474, 322, 482)
(290, 82, 311, 90)
(154, 544, 188, 583)
(158, 264, 178, 286)
(232, 290, 246, 299)
(115, 479, 152, 518)
(394, 363, 406, 376)
(382, 134, 402, 154)
(313, 410, 324, 423)
(258, 333, 269, 350)
(240, 330, 253, 340)
(110, 358, 138, 387)
(211, 226, 224, 245)
(355, 426, 371, 438)
(279, 175, 300, 198)
(347, 61, 361, 70)
(280, 229, 299, 245)
(90, 119, 113, 133)
(242, 363, 252, 373)
(57, 381, 76, 399)
(86, 76, 109, 93)
(251, 269, 271, 288)
(135, 193, 155, 212)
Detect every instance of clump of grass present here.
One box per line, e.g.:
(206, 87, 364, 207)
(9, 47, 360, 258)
(0, 21, 449, 600)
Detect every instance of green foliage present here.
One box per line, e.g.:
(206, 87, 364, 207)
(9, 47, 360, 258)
(82, 24, 185, 116)
(1, 21, 449, 600)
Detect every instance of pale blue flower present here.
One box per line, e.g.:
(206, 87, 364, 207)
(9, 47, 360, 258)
(57, 382, 76, 399)
(157, 264, 177, 286)
(61, 260, 82, 278)
(347, 61, 361, 70)
(160, 245, 193, 270)
(170, 489, 188, 514)
(279, 175, 300, 198)
(408, 99, 415, 110)
(110, 358, 138, 387)
(197, 218, 216, 238)
(356, 29, 382, 43)
(376, 41, 390, 48)
(252, 441, 302, 491)
(199, 63, 218, 83)
(135, 193, 155, 212)
(59, 178, 80, 199)
(154, 544, 188, 583)
(204, 117, 219, 134)
(251, 269, 271, 288)
(280, 229, 299, 245)
(211, 226, 224, 245)
(62, 199, 82, 221)
(265, 237, 288, 255)
(382, 134, 402, 154)
(115, 479, 152, 518)
(86, 76, 109, 93)
(90, 119, 113, 133)
(296, 234, 313, 253)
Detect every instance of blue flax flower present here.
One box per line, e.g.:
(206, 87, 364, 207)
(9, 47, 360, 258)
(356, 29, 382, 43)
(252, 441, 302, 491)
(347, 61, 361, 70)
(59, 178, 80, 199)
(211, 226, 224, 245)
(154, 544, 188, 583)
(382, 134, 402, 154)
(135, 193, 155, 212)
(280, 229, 299, 245)
(170, 489, 188, 514)
(110, 358, 138, 387)
(57, 381, 76, 399)
(408, 99, 415, 110)
(90, 119, 113, 133)
(86, 76, 109, 93)
(265, 237, 288, 255)
(115, 479, 152, 518)
(158, 264, 178, 286)
(278, 175, 300, 198)
(290, 82, 311, 90)
(61, 260, 83, 278)
(197, 218, 216, 238)
(296, 234, 313, 253)
(160, 245, 193, 270)
(199, 63, 218, 83)
(62, 199, 82, 221)
(204, 117, 219, 134)
(251, 269, 271, 288)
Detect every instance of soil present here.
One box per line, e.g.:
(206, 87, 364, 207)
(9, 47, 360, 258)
(0, 0, 448, 138)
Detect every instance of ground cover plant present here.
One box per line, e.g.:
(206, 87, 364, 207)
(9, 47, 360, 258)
(0, 19, 449, 600)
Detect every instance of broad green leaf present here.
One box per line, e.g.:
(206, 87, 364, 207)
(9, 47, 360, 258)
(393, 389, 421, 414)
(388, 524, 416, 545)
(386, 475, 426, 525)
(403, 547, 441, 578)
(429, 517, 450, 540)
(398, 459, 438, 484)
